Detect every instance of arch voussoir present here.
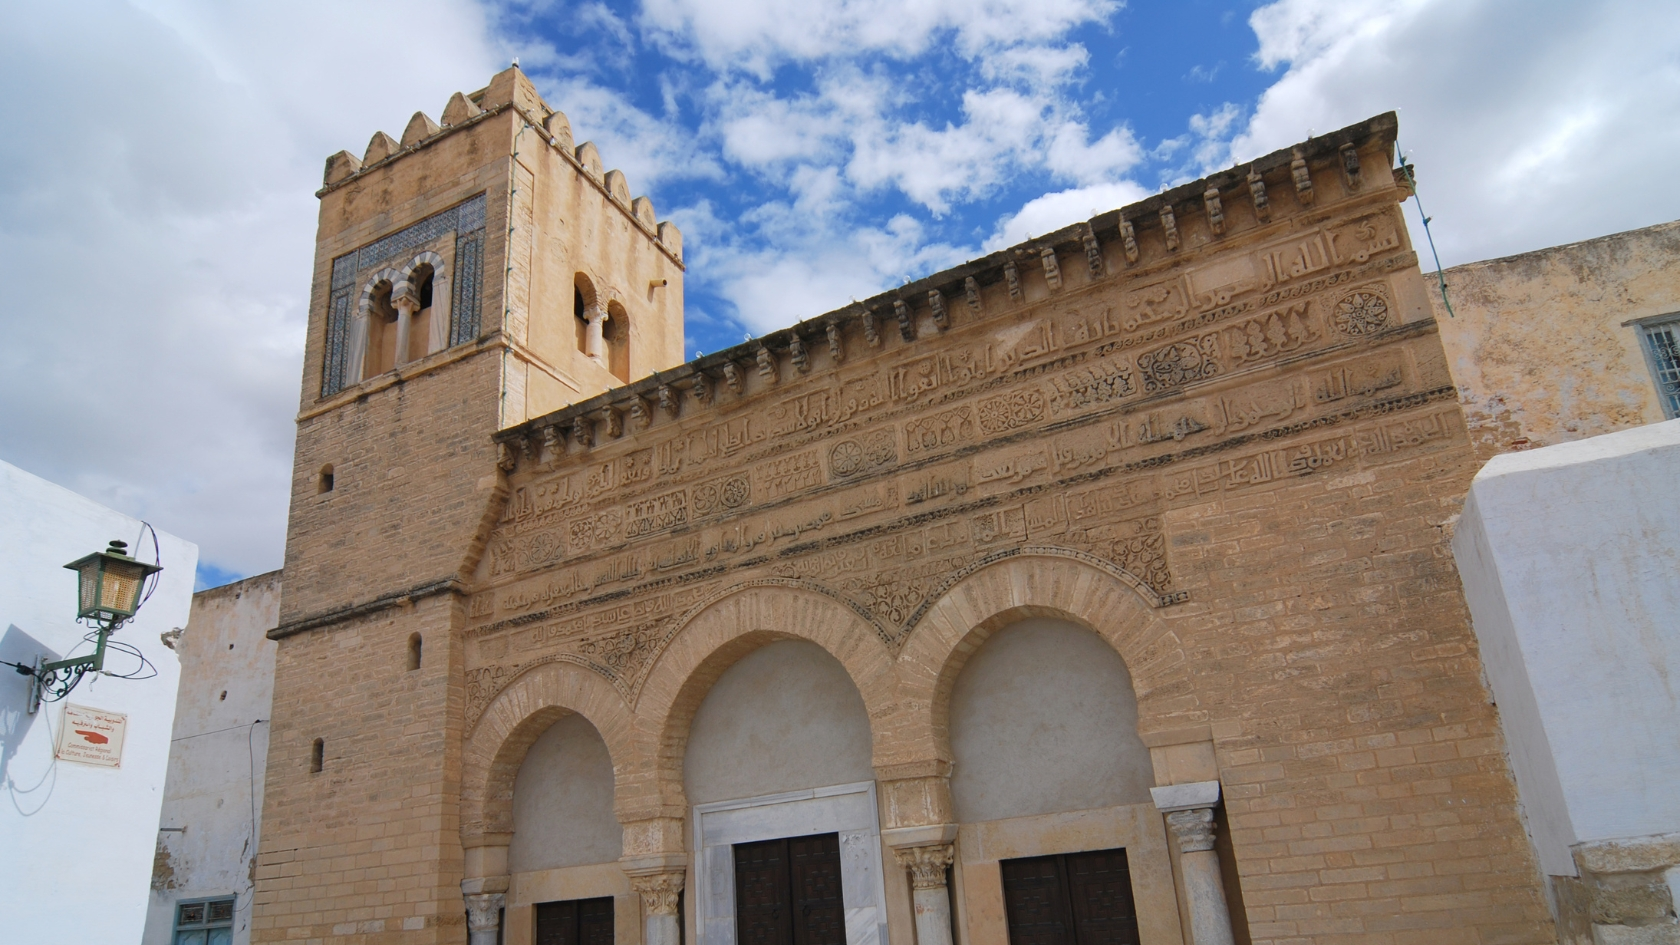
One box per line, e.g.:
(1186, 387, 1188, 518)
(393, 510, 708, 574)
(896, 551, 1197, 780)
(459, 659, 636, 850)
(628, 581, 898, 847)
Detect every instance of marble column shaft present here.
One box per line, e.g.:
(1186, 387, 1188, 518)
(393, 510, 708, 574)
(1165, 807, 1235, 945)
(895, 843, 956, 945)
(630, 869, 685, 945)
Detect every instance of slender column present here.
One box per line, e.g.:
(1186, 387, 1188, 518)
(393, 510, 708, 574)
(1152, 782, 1235, 945)
(393, 297, 418, 366)
(585, 306, 607, 360)
(629, 869, 685, 945)
(895, 843, 955, 945)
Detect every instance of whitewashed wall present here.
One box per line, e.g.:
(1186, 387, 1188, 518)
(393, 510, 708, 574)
(0, 460, 197, 941)
(142, 571, 280, 945)
(1452, 420, 1680, 876)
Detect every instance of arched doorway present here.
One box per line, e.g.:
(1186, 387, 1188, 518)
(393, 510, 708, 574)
(682, 640, 889, 945)
(506, 712, 636, 945)
(945, 618, 1184, 945)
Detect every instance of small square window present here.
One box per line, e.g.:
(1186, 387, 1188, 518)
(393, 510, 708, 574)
(174, 896, 235, 945)
(1638, 314, 1680, 419)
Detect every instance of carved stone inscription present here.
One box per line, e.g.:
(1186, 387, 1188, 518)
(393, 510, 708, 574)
(465, 200, 1454, 723)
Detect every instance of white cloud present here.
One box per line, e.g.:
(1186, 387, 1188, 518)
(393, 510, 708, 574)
(1228, 0, 1680, 266)
(694, 215, 969, 335)
(637, 0, 1118, 76)
(0, 0, 504, 579)
(987, 180, 1151, 249)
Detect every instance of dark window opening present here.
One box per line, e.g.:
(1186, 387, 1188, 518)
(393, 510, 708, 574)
(1001, 848, 1140, 945)
(407, 633, 422, 672)
(575, 286, 590, 354)
(535, 896, 614, 945)
(310, 737, 324, 774)
(604, 302, 630, 383)
(734, 833, 845, 945)
(318, 464, 334, 494)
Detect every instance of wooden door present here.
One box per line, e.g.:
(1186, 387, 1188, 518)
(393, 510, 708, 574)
(734, 833, 846, 945)
(536, 896, 615, 945)
(1001, 849, 1140, 945)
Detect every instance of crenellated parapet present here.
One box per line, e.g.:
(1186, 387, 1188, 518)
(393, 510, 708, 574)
(319, 69, 684, 270)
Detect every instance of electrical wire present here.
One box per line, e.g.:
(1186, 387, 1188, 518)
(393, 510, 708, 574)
(134, 520, 163, 611)
(1397, 143, 1456, 319)
(235, 718, 269, 920)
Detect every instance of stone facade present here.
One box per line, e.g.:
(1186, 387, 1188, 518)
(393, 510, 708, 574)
(257, 68, 1560, 945)
(1431, 219, 1680, 459)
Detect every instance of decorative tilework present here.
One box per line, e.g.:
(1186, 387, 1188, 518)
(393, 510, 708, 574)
(321, 287, 354, 399)
(451, 229, 484, 347)
(321, 193, 488, 397)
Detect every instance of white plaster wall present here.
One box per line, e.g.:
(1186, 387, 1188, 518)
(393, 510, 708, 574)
(0, 459, 196, 943)
(141, 571, 281, 945)
(1452, 419, 1680, 875)
(683, 640, 874, 805)
(508, 711, 623, 872)
(949, 619, 1155, 824)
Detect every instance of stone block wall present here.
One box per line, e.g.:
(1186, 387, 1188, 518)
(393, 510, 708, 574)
(1432, 218, 1680, 459)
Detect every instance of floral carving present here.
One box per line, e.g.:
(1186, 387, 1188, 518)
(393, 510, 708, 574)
(1332, 291, 1390, 335)
(1136, 335, 1222, 393)
(1223, 302, 1316, 364)
(977, 389, 1046, 435)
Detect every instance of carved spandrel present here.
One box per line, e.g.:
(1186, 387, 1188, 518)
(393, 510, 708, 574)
(472, 201, 1450, 722)
(473, 388, 1461, 712)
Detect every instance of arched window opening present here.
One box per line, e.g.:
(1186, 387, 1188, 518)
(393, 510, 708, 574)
(575, 287, 590, 354)
(407, 633, 422, 672)
(317, 464, 334, 494)
(310, 738, 325, 774)
(604, 301, 630, 382)
(406, 265, 435, 364)
(362, 282, 399, 379)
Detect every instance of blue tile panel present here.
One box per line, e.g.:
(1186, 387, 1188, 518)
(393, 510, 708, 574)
(321, 192, 488, 398)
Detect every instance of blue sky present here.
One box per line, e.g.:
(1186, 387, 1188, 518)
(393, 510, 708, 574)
(501, 0, 1281, 358)
(0, 0, 1677, 588)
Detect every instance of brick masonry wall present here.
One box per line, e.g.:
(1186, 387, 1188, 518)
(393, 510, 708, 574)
(263, 98, 1559, 945)
(260, 67, 695, 944)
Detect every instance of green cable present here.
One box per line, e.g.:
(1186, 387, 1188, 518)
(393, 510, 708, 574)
(1398, 142, 1455, 318)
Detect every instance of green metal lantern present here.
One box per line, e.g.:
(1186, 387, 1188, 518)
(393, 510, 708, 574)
(63, 540, 161, 626)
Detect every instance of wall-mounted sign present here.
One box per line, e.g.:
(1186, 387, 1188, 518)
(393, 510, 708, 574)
(55, 703, 128, 768)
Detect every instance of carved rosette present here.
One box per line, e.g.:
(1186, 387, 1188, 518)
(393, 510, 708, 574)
(630, 871, 686, 915)
(894, 843, 955, 889)
(1165, 807, 1218, 853)
(1332, 291, 1390, 335)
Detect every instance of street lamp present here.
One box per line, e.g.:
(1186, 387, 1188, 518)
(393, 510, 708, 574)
(20, 539, 162, 713)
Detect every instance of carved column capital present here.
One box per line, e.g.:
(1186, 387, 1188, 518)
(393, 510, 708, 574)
(1165, 807, 1217, 853)
(463, 887, 500, 934)
(629, 870, 686, 916)
(894, 842, 955, 889)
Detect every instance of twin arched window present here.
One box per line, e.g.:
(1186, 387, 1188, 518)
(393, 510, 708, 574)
(348, 252, 450, 383)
